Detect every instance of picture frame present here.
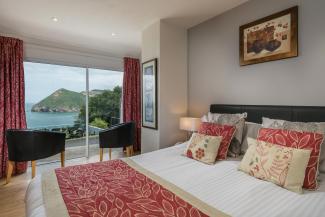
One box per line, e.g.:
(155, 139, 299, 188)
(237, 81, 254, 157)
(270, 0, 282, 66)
(142, 58, 158, 129)
(240, 6, 298, 66)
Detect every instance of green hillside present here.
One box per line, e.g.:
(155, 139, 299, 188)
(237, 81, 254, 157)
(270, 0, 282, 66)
(31, 88, 85, 112)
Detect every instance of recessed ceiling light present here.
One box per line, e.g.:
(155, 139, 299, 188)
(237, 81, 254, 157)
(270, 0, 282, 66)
(111, 33, 116, 36)
(51, 17, 58, 22)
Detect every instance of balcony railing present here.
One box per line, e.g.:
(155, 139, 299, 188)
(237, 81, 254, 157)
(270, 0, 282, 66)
(28, 117, 121, 143)
(30, 117, 121, 163)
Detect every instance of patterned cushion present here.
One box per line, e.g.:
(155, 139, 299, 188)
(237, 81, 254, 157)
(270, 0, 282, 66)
(257, 128, 324, 190)
(198, 122, 236, 160)
(201, 112, 247, 157)
(262, 117, 325, 173)
(241, 122, 262, 154)
(262, 117, 325, 133)
(239, 138, 311, 193)
(184, 133, 222, 164)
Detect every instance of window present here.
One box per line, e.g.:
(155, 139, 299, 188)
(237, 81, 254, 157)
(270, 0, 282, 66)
(24, 62, 123, 163)
(87, 68, 123, 157)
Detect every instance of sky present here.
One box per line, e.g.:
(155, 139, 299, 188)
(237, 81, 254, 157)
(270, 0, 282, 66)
(24, 62, 123, 103)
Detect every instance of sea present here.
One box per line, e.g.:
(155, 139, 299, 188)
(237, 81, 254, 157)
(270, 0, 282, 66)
(25, 103, 79, 129)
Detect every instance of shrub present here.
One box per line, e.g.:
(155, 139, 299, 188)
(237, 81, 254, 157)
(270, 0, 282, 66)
(90, 118, 108, 129)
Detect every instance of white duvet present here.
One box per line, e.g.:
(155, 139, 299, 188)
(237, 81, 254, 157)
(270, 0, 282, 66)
(26, 143, 325, 217)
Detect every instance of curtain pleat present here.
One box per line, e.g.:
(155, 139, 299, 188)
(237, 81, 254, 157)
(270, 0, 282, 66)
(123, 57, 141, 151)
(0, 36, 27, 178)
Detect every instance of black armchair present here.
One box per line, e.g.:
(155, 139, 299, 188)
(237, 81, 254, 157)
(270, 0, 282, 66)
(6, 129, 65, 183)
(99, 122, 135, 161)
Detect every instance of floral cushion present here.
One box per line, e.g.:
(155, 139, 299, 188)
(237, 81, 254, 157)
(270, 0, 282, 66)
(239, 138, 311, 193)
(257, 128, 324, 190)
(198, 122, 236, 160)
(262, 117, 325, 173)
(184, 133, 223, 164)
(201, 112, 247, 157)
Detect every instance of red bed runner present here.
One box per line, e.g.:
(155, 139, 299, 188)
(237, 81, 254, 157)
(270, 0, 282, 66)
(55, 160, 210, 217)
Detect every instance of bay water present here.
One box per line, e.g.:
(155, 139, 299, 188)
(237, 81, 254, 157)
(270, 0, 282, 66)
(25, 103, 78, 129)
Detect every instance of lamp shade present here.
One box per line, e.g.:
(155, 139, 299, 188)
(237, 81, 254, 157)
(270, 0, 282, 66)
(179, 117, 201, 132)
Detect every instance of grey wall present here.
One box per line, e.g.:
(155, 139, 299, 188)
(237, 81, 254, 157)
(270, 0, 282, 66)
(141, 21, 160, 153)
(159, 21, 188, 149)
(141, 20, 188, 153)
(188, 0, 325, 117)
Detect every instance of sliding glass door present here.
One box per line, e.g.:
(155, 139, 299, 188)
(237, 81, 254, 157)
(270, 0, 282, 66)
(24, 62, 123, 163)
(87, 68, 123, 157)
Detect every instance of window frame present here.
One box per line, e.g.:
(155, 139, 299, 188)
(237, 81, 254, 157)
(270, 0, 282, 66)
(24, 60, 123, 161)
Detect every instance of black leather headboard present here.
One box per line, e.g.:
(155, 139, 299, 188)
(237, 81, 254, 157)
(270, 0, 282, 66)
(210, 104, 325, 124)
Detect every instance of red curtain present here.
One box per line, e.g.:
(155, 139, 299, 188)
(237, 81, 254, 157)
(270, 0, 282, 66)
(0, 36, 27, 178)
(123, 57, 141, 151)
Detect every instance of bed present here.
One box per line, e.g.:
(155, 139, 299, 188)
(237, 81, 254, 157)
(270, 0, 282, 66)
(25, 104, 325, 217)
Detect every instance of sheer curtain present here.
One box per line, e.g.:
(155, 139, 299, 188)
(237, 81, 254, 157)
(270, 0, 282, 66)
(0, 36, 27, 178)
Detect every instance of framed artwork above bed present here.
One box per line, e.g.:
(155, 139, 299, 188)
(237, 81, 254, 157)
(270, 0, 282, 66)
(239, 6, 298, 66)
(142, 58, 158, 129)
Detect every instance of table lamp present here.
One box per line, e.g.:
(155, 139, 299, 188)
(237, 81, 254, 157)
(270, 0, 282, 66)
(179, 117, 201, 140)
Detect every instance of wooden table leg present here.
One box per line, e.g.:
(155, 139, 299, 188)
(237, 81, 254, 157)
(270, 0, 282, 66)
(31, 161, 36, 179)
(109, 148, 112, 160)
(127, 146, 133, 157)
(6, 161, 14, 184)
(60, 151, 65, 167)
(126, 146, 131, 157)
(130, 146, 134, 156)
(99, 148, 103, 162)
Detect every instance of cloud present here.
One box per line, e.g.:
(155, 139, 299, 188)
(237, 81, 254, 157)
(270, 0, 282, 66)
(24, 62, 123, 103)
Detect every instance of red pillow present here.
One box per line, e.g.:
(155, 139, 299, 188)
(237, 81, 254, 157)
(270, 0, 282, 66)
(257, 128, 324, 190)
(198, 122, 236, 160)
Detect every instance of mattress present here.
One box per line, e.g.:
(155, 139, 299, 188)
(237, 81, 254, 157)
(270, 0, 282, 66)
(26, 143, 325, 217)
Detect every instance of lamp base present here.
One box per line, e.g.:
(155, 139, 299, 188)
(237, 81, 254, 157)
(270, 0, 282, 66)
(186, 131, 194, 141)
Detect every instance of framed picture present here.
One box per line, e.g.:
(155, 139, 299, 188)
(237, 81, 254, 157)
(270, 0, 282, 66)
(240, 6, 298, 66)
(142, 58, 158, 129)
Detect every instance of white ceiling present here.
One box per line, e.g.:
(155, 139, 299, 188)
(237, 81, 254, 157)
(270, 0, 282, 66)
(0, 0, 248, 58)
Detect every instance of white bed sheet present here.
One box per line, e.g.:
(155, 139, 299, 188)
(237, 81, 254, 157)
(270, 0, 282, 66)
(26, 143, 325, 217)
